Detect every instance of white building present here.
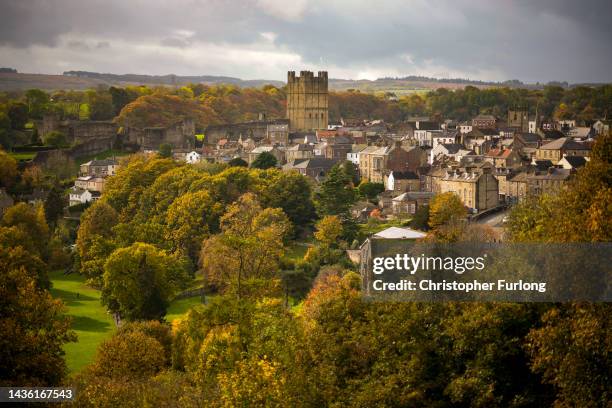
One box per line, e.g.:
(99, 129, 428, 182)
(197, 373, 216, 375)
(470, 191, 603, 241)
(69, 187, 93, 206)
(347, 144, 366, 166)
(185, 151, 202, 164)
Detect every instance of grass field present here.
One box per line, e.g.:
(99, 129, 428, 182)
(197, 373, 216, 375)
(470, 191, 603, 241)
(49, 271, 203, 373)
(48, 270, 114, 373)
(9, 151, 37, 161)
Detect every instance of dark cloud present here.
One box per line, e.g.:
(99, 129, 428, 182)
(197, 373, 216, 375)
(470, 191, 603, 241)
(0, 0, 610, 82)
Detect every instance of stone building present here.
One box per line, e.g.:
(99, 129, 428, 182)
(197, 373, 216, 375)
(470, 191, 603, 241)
(437, 168, 499, 213)
(535, 137, 590, 164)
(287, 71, 328, 131)
(286, 144, 314, 163)
(508, 107, 529, 132)
(359, 143, 427, 183)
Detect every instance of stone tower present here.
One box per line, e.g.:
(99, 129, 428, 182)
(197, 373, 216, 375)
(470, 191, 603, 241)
(508, 106, 529, 132)
(287, 71, 328, 131)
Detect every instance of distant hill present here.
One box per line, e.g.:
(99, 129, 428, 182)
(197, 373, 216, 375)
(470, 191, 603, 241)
(0, 71, 285, 92)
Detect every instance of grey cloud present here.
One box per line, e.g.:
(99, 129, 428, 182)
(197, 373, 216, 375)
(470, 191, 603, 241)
(0, 0, 610, 82)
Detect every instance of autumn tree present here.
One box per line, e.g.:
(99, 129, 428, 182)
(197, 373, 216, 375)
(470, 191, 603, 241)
(0, 258, 76, 386)
(76, 201, 118, 283)
(102, 242, 188, 321)
(428, 192, 467, 230)
(0, 149, 18, 188)
(199, 193, 290, 299)
(89, 323, 170, 379)
(165, 189, 223, 261)
(2, 202, 49, 258)
(527, 304, 610, 407)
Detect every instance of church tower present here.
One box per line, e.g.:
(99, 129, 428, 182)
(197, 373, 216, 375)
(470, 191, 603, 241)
(287, 71, 328, 131)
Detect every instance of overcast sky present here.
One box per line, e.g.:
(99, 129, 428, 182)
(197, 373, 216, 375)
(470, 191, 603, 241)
(0, 0, 611, 83)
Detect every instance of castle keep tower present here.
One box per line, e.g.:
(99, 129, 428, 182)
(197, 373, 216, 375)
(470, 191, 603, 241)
(287, 71, 328, 131)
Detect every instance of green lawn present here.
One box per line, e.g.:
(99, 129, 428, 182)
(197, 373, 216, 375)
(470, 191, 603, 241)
(49, 271, 203, 373)
(48, 270, 114, 373)
(9, 151, 37, 161)
(166, 295, 204, 322)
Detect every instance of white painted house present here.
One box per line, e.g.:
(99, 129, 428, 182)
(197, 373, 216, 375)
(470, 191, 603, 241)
(185, 151, 202, 164)
(69, 187, 92, 206)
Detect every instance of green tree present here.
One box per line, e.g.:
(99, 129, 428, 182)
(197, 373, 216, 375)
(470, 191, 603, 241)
(357, 181, 384, 201)
(158, 143, 172, 158)
(102, 242, 187, 321)
(410, 204, 430, 231)
(7, 101, 28, 129)
(76, 201, 118, 283)
(25, 89, 50, 119)
(315, 163, 357, 217)
(43, 130, 67, 147)
(314, 215, 343, 248)
(260, 170, 316, 230)
(44, 183, 66, 226)
(251, 151, 277, 169)
(87, 89, 114, 120)
(165, 190, 223, 261)
(227, 157, 248, 167)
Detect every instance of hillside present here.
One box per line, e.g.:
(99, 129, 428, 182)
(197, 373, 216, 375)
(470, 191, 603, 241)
(0, 71, 530, 94)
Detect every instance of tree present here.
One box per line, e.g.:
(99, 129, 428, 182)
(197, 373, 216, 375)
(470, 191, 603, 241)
(315, 163, 357, 217)
(527, 304, 610, 407)
(410, 204, 430, 230)
(227, 157, 248, 167)
(314, 215, 343, 248)
(0, 260, 76, 386)
(43, 130, 67, 147)
(260, 170, 316, 230)
(25, 89, 50, 119)
(251, 152, 277, 169)
(158, 143, 172, 158)
(102, 243, 188, 321)
(0, 149, 18, 188)
(44, 183, 66, 226)
(87, 89, 114, 120)
(7, 101, 28, 129)
(428, 192, 467, 229)
(165, 190, 223, 261)
(200, 193, 290, 299)
(89, 325, 168, 379)
(357, 181, 384, 201)
(76, 201, 118, 283)
(2, 202, 49, 258)
(109, 86, 134, 116)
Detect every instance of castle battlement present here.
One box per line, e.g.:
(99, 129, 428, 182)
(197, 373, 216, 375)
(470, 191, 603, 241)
(287, 70, 329, 131)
